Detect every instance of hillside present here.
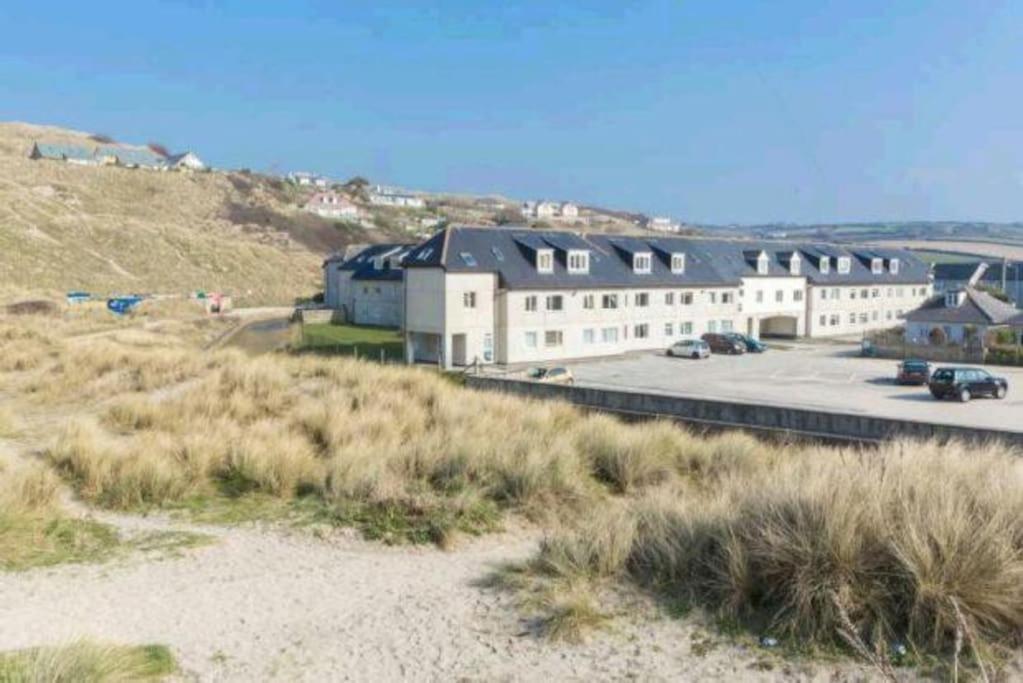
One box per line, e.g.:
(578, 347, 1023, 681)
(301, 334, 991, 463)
(0, 122, 410, 305)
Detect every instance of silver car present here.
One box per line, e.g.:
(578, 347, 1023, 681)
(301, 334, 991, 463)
(667, 339, 711, 359)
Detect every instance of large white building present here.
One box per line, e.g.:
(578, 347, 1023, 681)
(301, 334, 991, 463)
(323, 243, 415, 327)
(324, 227, 933, 368)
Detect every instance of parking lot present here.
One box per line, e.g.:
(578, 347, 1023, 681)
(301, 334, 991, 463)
(563, 342, 1023, 432)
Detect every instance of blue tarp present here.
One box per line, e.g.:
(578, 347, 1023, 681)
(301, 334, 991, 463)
(107, 296, 144, 315)
(66, 291, 91, 304)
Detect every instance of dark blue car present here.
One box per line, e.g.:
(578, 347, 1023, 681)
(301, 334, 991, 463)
(725, 333, 767, 353)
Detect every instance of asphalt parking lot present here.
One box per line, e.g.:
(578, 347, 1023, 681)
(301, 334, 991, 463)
(563, 342, 1023, 432)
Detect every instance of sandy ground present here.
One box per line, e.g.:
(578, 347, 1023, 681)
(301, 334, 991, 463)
(0, 503, 877, 682)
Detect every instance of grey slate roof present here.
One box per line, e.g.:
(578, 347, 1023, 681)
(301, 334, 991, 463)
(95, 145, 166, 167)
(32, 143, 94, 161)
(328, 243, 415, 282)
(905, 287, 1020, 325)
(401, 227, 931, 291)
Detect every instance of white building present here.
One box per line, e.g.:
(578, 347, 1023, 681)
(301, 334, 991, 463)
(392, 227, 931, 368)
(164, 151, 206, 171)
(521, 200, 580, 220)
(369, 185, 426, 209)
(645, 217, 682, 233)
(305, 191, 360, 219)
(289, 171, 329, 188)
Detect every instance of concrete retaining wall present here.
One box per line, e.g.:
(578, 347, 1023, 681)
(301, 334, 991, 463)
(465, 376, 1023, 447)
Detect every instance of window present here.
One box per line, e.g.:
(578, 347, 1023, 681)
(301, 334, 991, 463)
(861, 288, 869, 299)
(463, 292, 476, 308)
(483, 333, 493, 362)
(664, 323, 674, 337)
(362, 286, 369, 295)
(849, 313, 856, 325)
(537, 249, 554, 273)
(872, 311, 879, 321)
(837, 257, 851, 274)
(680, 321, 693, 335)
(583, 294, 595, 309)
(819, 314, 827, 326)
(859, 313, 868, 324)
(671, 253, 686, 274)
(634, 324, 649, 339)
(525, 331, 538, 348)
(567, 250, 590, 273)
(890, 259, 900, 274)
(871, 258, 883, 274)
(524, 295, 537, 312)
(789, 254, 801, 275)
(601, 327, 618, 343)
(871, 288, 880, 298)
(831, 287, 840, 299)
(757, 253, 769, 275)
(544, 330, 563, 347)
(602, 294, 618, 309)
(546, 295, 563, 311)
(665, 292, 675, 305)
(819, 257, 830, 274)
(794, 290, 803, 302)
(756, 291, 764, 303)
(680, 292, 693, 305)
(491, 246, 505, 261)
(821, 289, 828, 300)
(721, 320, 734, 332)
(635, 293, 649, 307)
(722, 292, 734, 304)
(633, 253, 652, 273)
(374, 287, 381, 294)
(887, 288, 893, 297)
(583, 328, 595, 344)
(829, 314, 840, 326)
(459, 252, 478, 267)
(709, 292, 717, 304)
(775, 290, 784, 303)
(708, 321, 718, 333)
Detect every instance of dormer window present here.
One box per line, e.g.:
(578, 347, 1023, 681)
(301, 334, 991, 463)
(871, 258, 883, 274)
(757, 253, 769, 275)
(633, 253, 652, 274)
(837, 257, 851, 274)
(788, 253, 801, 276)
(567, 250, 590, 274)
(819, 257, 830, 274)
(889, 258, 900, 275)
(536, 249, 554, 273)
(945, 290, 965, 308)
(670, 253, 686, 274)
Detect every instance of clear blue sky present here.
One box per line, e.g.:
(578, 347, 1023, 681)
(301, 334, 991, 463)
(2, 1, 1021, 224)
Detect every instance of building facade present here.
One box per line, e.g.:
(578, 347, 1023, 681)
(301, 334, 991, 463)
(905, 287, 1019, 345)
(305, 191, 360, 219)
(323, 243, 414, 327)
(391, 227, 931, 368)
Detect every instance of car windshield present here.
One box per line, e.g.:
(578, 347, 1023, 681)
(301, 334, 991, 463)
(932, 369, 954, 381)
(903, 361, 928, 371)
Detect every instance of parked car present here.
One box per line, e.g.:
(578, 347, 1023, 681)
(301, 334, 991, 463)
(527, 366, 575, 385)
(701, 333, 746, 355)
(725, 332, 767, 353)
(667, 339, 711, 359)
(895, 359, 932, 385)
(928, 367, 1008, 402)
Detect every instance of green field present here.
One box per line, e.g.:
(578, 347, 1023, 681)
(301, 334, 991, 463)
(299, 323, 404, 361)
(909, 249, 983, 264)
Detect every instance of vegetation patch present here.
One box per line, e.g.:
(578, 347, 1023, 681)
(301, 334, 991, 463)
(0, 641, 176, 682)
(297, 323, 404, 362)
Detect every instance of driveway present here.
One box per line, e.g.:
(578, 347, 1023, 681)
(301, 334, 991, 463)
(563, 342, 1023, 432)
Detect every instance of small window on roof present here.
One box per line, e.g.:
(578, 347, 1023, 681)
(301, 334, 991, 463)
(459, 251, 478, 267)
(536, 249, 554, 273)
(871, 257, 883, 274)
(491, 246, 504, 261)
(757, 252, 769, 275)
(890, 258, 900, 274)
(837, 256, 851, 274)
(671, 253, 686, 274)
(418, 247, 434, 261)
(567, 250, 589, 274)
(633, 253, 652, 274)
(819, 256, 830, 274)
(789, 253, 801, 275)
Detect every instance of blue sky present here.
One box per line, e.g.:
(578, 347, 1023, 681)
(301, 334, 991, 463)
(1, 1, 1021, 224)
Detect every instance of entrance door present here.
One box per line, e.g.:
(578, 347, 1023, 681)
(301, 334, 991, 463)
(452, 333, 467, 366)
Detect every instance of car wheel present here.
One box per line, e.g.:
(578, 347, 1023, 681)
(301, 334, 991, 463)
(691, 352, 699, 360)
(996, 385, 1007, 399)
(667, 349, 674, 357)
(959, 388, 971, 403)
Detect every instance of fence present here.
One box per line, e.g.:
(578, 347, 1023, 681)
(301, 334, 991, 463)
(864, 330, 1023, 366)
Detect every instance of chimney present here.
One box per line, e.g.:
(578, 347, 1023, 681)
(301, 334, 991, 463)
(967, 262, 989, 288)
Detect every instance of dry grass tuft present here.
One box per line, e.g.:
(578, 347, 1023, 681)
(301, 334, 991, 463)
(0, 640, 176, 681)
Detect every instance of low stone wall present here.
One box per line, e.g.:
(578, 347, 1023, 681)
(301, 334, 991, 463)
(295, 308, 344, 325)
(465, 376, 1023, 447)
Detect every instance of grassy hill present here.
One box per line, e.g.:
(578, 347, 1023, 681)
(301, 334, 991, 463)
(0, 122, 409, 305)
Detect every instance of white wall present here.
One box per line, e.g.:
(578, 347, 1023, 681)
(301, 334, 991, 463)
(737, 276, 807, 337)
(807, 283, 931, 337)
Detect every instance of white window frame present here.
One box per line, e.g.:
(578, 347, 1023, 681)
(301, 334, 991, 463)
(582, 294, 594, 309)
(789, 253, 801, 275)
(819, 256, 830, 274)
(545, 294, 563, 311)
(670, 253, 686, 274)
(889, 258, 900, 274)
(524, 295, 537, 312)
(602, 293, 619, 309)
(871, 258, 883, 275)
(567, 250, 590, 274)
(837, 257, 851, 274)
(635, 292, 649, 307)
(583, 328, 595, 344)
(524, 331, 538, 348)
(633, 253, 652, 274)
(757, 253, 769, 275)
(544, 330, 563, 347)
(536, 249, 554, 274)
(463, 291, 476, 308)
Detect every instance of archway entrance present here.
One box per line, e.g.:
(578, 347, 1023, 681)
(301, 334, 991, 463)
(759, 315, 798, 339)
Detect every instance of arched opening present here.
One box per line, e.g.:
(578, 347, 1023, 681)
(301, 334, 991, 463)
(759, 315, 798, 339)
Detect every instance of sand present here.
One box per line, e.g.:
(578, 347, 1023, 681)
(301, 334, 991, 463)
(0, 506, 880, 682)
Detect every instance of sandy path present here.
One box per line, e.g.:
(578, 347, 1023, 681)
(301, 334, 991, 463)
(0, 517, 863, 682)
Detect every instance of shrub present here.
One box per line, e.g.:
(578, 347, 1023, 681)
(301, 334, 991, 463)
(0, 641, 175, 681)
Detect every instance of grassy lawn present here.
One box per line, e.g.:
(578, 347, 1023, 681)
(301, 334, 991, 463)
(299, 323, 404, 361)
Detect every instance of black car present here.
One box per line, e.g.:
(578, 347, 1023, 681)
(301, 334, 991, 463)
(928, 367, 1009, 402)
(701, 333, 745, 355)
(724, 332, 767, 353)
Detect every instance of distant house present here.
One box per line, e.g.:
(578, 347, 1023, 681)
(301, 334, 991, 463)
(368, 185, 426, 209)
(29, 142, 98, 165)
(164, 151, 206, 171)
(905, 286, 1020, 345)
(933, 261, 1023, 308)
(289, 171, 329, 188)
(94, 145, 166, 169)
(645, 216, 682, 233)
(521, 200, 578, 220)
(305, 191, 360, 219)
